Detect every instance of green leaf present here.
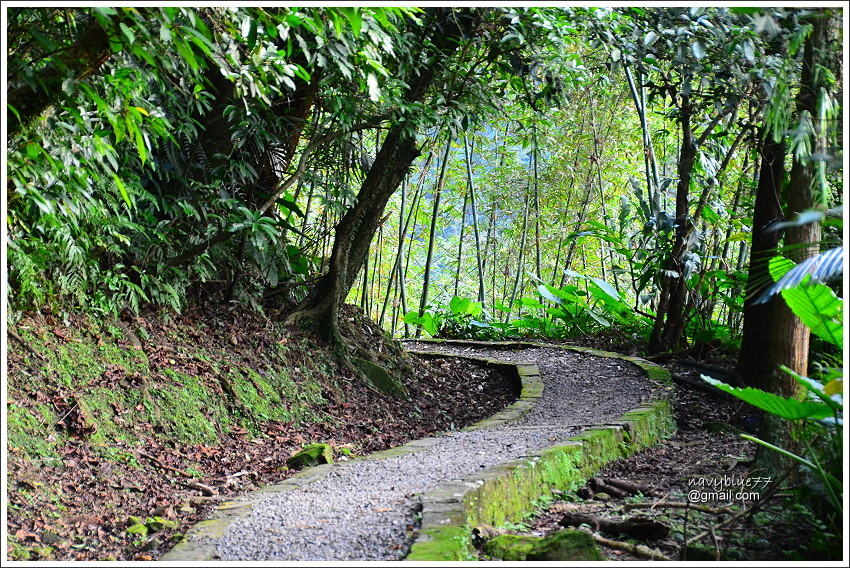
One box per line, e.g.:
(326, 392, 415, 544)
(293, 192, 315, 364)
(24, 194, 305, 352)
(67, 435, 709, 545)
(589, 277, 620, 302)
(537, 284, 563, 305)
(112, 173, 134, 210)
(768, 255, 795, 282)
(247, 18, 258, 50)
(781, 365, 843, 411)
(25, 141, 40, 160)
(586, 309, 610, 327)
(701, 376, 834, 420)
(159, 23, 172, 43)
(119, 22, 136, 45)
(367, 73, 381, 102)
(691, 41, 705, 59)
(780, 280, 843, 348)
(340, 7, 362, 36)
(450, 296, 470, 315)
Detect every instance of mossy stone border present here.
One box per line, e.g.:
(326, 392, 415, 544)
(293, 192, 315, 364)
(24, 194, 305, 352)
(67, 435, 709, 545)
(161, 350, 541, 561)
(162, 340, 672, 562)
(403, 339, 674, 561)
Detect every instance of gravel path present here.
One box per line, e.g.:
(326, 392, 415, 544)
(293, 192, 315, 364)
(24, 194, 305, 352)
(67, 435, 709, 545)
(212, 344, 660, 561)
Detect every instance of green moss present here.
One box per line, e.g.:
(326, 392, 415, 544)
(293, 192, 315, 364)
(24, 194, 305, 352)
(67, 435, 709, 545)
(405, 526, 475, 561)
(147, 380, 227, 445)
(127, 523, 148, 537)
(145, 516, 179, 532)
(6, 403, 60, 459)
(483, 534, 540, 560)
(526, 529, 604, 561)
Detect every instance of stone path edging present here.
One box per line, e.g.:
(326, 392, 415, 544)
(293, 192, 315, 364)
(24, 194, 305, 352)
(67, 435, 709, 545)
(161, 353, 541, 561)
(401, 340, 674, 561)
(161, 341, 673, 562)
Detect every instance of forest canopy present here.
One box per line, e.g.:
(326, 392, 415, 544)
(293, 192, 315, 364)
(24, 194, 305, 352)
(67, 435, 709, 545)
(4, 5, 845, 561)
(4, 5, 844, 363)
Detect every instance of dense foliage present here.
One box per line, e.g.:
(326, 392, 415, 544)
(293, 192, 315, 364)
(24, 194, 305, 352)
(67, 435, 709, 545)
(4, 4, 844, 558)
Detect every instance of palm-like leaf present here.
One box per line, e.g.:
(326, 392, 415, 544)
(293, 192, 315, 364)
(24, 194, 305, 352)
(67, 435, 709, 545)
(701, 375, 835, 420)
(755, 247, 843, 304)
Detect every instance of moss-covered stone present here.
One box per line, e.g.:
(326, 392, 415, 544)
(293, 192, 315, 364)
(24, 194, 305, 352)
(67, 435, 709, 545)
(404, 525, 475, 561)
(286, 443, 334, 469)
(353, 357, 406, 396)
(126, 523, 149, 537)
(145, 516, 179, 532)
(526, 529, 604, 561)
(483, 534, 541, 561)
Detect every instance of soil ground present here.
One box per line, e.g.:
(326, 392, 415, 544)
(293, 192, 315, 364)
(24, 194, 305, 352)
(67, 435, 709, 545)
(5, 309, 842, 562)
(5, 306, 517, 562)
(475, 357, 843, 562)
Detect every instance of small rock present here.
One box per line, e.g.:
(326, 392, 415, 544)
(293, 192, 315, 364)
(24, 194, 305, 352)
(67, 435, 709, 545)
(526, 529, 604, 561)
(482, 534, 541, 561)
(40, 531, 63, 544)
(286, 443, 334, 469)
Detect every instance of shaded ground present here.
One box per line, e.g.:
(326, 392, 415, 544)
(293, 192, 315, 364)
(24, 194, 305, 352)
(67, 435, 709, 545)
(5, 306, 518, 561)
(477, 360, 843, 561)
(6, 313, 841, 562)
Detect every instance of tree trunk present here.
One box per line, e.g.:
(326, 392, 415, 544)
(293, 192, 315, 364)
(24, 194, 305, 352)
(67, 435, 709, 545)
(740, 9, 836, 478)
(648, 100, 697, 354)
(285, 125, 421, 346)
(284, 7, 479, 355)
(648, 95, 736, 354)
(463, 132, 487, 304)
(736, 133, 786, 390)
(419, 138, 453, 319)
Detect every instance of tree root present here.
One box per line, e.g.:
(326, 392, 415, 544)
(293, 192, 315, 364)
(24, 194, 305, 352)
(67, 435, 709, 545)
(559, 512, 670, 540)
(623, 502, 737, 515)
(580, 528, 673, 561)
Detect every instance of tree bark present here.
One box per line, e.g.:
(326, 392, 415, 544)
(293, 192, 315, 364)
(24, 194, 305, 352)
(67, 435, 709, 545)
(741, 9, 837, 478)
(419, 138, 453, 319)
(285, 125, 421, 346)
(736, 133, 786, 390)
(648, 100, 697, 354)
(284, 8, 479, 354)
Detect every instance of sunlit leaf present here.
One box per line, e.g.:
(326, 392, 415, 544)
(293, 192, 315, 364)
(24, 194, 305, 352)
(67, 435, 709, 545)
(702, 376, 834, 420)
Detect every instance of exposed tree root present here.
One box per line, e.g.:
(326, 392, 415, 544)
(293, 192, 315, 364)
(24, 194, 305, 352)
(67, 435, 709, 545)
(580, 528, 673, 561)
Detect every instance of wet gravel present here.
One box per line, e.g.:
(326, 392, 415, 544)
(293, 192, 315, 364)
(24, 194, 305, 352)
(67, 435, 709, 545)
(212, 343, 662, 561)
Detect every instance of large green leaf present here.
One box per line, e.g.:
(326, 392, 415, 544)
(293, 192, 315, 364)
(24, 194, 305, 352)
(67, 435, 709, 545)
(537, 284, 564, 305)
(589, 276, 621, 302)
(702, 376, 834, 420)
(781, 279, 843, 348)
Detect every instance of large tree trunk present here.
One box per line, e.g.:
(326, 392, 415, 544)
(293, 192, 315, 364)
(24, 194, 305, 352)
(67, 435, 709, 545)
(284, 8, 478, 354)
(740, 9, 836, 478)
(736, 133, 787, 389)
(285, 125, 420, 346)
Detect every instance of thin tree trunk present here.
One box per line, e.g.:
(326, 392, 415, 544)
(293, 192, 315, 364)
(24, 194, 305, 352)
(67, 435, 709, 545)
(454, 191, 469, 298)
(462, 132, 486, 304)
(419, 137, 453, 317)
(624, 65, 661, 216)
(505, 188, 530, 323)
(531, 122, 543, 280)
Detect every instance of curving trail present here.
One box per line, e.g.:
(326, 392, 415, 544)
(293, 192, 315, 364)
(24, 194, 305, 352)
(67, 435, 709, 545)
(164, 342, 665, 561)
